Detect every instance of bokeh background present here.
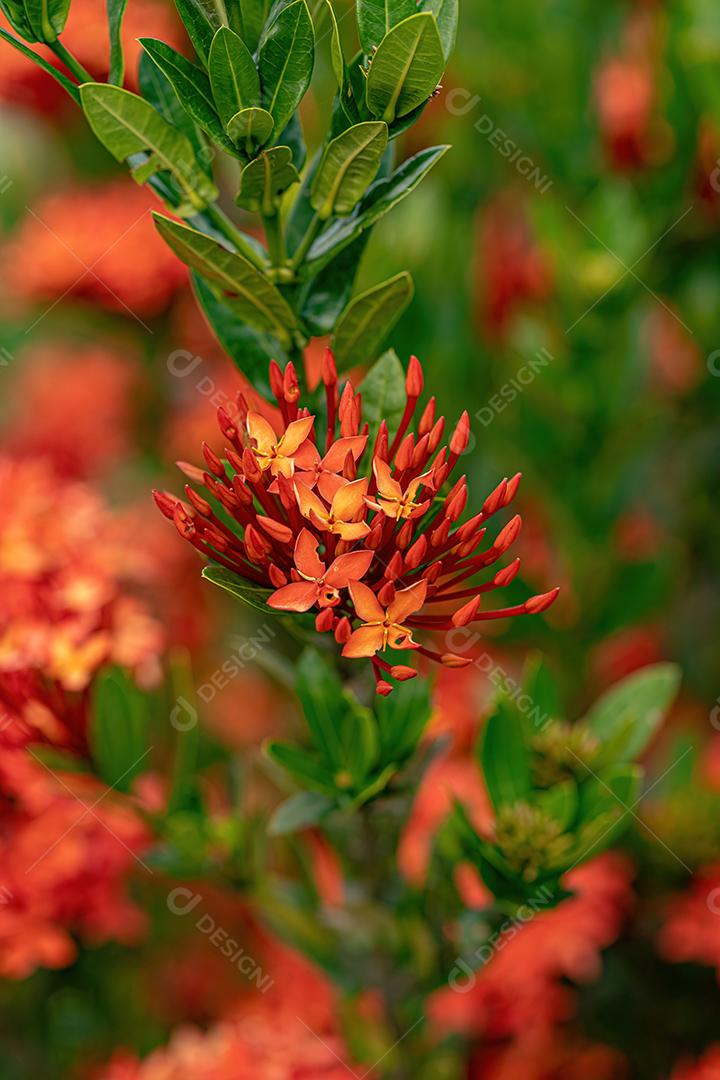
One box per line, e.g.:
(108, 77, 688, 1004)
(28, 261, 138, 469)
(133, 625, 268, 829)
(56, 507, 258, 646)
(1, 0, 720, 1077)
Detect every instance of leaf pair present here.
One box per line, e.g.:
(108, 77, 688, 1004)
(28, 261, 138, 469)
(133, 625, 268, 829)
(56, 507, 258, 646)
(0, 0, 70, 42)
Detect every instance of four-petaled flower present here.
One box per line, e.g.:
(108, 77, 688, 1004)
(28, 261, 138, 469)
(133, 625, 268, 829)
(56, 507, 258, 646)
(295, 477, 371, 540)
(269, 530, 373, 612)
(368, 459, 434, 520)
(342, 580, 428, 657)
(247, 412, 314, 478)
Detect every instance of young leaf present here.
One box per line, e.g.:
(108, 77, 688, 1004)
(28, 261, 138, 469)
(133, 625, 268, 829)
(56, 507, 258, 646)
(298, 235, 369, 334)
(424, 0, 458, 60)
(0, 0, 36, 40)
(90, 668, 150, 792)
(202, 565, 277, 614)
(333, 271, 413, 367)
(358, 348, 407, 444)
(233, 0, 271, 52)
(258, 0, 314, 139)
(583, 663, 681, 761)
(226, 106, 274, 152)
(236, 146, 300, 212)
(0, 27, 80, 101)
(153, 213, 297, 343)
(23, 0, 70, 42)
(296, 649, 346, 768)
(366, 12, 444, 123)
(138, 51, 207, 165)
(311, 121, 388, 218)
(208, 26, 260, 126)
(106, 0, 129, 85)
(302, 144, 449, 276)
(173, 0, 223, 65)
(375, 676, 431, 763)
(79, 83, 218, 208)
(266, 741, 337, 795)
(534, 779, 577, 830)
(140, 38, 240, 157)
(480, 698, 532, 811)
(357, 0, 417, 53)
(325, 0, 344, 91)
(268, 791, 333, 835)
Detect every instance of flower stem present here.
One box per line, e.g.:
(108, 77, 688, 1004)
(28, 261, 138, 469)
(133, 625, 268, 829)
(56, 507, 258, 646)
(48, 41, 93, 83)
(203, 202, 268, 271)
(290, 212, 322, 272)
(262, 211, 287, 269)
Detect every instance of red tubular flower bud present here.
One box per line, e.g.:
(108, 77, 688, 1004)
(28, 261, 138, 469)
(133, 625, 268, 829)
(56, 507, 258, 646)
(432, 462, 450, 490)
(342, 450, 356, 481)
(431, 519, 451, 547)
(428, 417, 445, 454)
(373, 421, 390, 464)
(482, 478, 508, 517)
(494, 558, 521, 587)
(418, 396, 436, 436)
(242, 447, 262, 483)
(176, 460, 206, 483)
(201, 524, 229, 552)
(232, 475, 253, 506)
(395, 434, 415, 470)
(444, 478, 468, 522)
(269, 565, 287, 587)
(235, 392, 249, 423)
(376, 679, 394, 697)
(378, 581, 396, 606)
(411, 433, 430, 470)
(365, 520, 385, 549)
(245, 524, 269, 562)
(406, 355, 424, 398)
(390, 665, 418, 681)
(396, 520, 414, 550)
(153, 490, 177, 519)
(455, 513, 484, 542)
(217, 406, 239, 443)
(385, 552, 403, 581)
(457, 530, 485, 558)
(451, 595, 481, 627)
(322, 346, 337, 386)
(173, 504, 195, 539)
(524, 587, 560, 614)
(440, 653, 472, 668)
(404, 534, 427, 570)
(283, 362, 300, 403)
(449, 411, 471, 456)
(315, 608, 335, 632)
(185, 485, 212, 516)
(334, 616, 351, 643)
(493, 514, 522, 553)
(504, 472, 522, 504)
(202, 442, 226, 479)
(257, 516, 294, 544)
(225, 448, 244, 475)
(422, 562, 442, 584)
(269, 360, 284, 402)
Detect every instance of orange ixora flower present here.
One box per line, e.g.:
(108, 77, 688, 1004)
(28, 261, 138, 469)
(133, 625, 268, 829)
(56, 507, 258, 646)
(156, 352, 558, 694)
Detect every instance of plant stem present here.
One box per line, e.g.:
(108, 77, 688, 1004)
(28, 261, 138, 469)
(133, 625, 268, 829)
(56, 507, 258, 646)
(48, 41, 93, 83)
(203, 202, 268, 271)
(290, 212, 322, 271)
(262, 212, 287, 269)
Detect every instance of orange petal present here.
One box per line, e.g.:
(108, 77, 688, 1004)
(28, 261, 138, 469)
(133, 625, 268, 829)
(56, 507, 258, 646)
(279, 415, 315, 456)
(348, 580, 385, 623)
(268, 581, 319, 612)
(325, 549, 374, 589)
(293, 442, 321, 471)
(294, 529, 325, 580)
(295, 480, 328, 523)
(335, 520, 371, 541)
(321, 435, 368, 472)
(331, 477, 368, 521)
(406, 469, 434, 502)
(387, 579, 428, 623)
(373, 458, 402, 501)
(342, 624, 385, 658)
(247, 412, 277, 455)
(317, 471, 346, 503)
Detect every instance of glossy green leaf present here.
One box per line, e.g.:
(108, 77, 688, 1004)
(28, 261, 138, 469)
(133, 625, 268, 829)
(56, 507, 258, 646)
(226, 106, 274, 152)
(0, 26, 80, 100)
(173, 0, 223, 64)
(366, 12, 444, 123)
(90, 668, 150, 792)
(0, 0, 36, 40)
(138, 51, 207, 165)
(296, 649, 346, 768)
(236, 146, 300, 212)
(481, 698, 532, 811)
(268, 791, 333, 835)
(298, 235, 369, 334)
(311, 121, 388, 218)
(202, 565, 277, 614)
(424, 0, 458, 59)
(375, 676, 431, 763)
(358, 348, 407, 445)
(258, 0, 314, 138)
(23, 0, 70, 42)
(583, 662, 681, 761)
(341, 699, 379, 786)
(325, 0, 344, 90)
(266, 741, 337, 795)
(154, 213, 296, 343)
(80, 83, 218, 210)
(357, 0, 416, 52)
(233, 0, 271, 52)
(208, 26, 260, 126)
(106, 0, 129, 84)
(139, 38, 240, 157)
(333, 271, 413, 367)
(303, 144, 448, 276)
(191, 274, 284, 395)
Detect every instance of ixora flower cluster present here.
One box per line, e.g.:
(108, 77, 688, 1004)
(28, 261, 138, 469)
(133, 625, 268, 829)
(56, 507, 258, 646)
(155, 352, 558, 693)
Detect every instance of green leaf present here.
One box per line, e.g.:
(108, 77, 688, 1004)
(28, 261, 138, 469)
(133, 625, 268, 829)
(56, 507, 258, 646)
(173, 0, 223, 65)
(577, 764, 643, 826)
(138, 51, 207, 165)
(358, 348, 406, 444)
(424, 0, 457, 60)
(584, 663, 681, 761)
(202, 565, 277, 614)
(266, 741, 337, 795)
(191, 273, 285, 394)
(233, 0, 271, 52)
(534, 780, 577, 830)
(236, 146, 300, 212)
(325, 0, 344, 91)
(208, 26, 260, 126)
(139, 38, 240, 157)
(23, 0, 70, 42)
(167, 650, 201, 813)
(268, 791, 332, 834)
(357, 0, 417, 52)
(365, 12, 444, 123)
(303, 144, 449, 276)
(480, 699, 532, 811)
(0, 0, 36, 40)
(0, 26, 80, 101)
(80, 83, 218, 210)
(311, 121, 388, 218)
(298, 235, 369, 334)
(375, 676, 431, 763)
(341, 698, 379, 785)
(522, 652, 562, 730)
(296, 649, 346, 768)
(90, 668, 150, 792)
(258, 0, 314, 139)
(333, 271, 413, 367)
(154, 213, 297, 344)
(226, 106, 274, 152)
(106, 0, 129, 84)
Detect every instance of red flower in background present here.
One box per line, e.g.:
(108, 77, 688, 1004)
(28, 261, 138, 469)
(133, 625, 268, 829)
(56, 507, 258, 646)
(156, 352, 558, 693)
(658, 863, 720, 978)
(4, 181, 187, 318)
(672, 1046, 720, 1080)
